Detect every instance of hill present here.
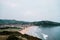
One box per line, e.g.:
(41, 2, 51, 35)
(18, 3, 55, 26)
(0, 19, 30, 25)
(0, 19, 60, 26)
(32, 21, 60, 26)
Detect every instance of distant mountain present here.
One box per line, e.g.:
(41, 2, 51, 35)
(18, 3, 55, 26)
(0, 19, 30, 25)
(32, 21, 60, 26)
(0, 19, 60, 26)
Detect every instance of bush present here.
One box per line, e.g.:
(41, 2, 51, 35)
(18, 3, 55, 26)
(6, 35, 22, 40)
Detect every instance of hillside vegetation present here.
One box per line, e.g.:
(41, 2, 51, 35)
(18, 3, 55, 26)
(0, 19, 60, 26)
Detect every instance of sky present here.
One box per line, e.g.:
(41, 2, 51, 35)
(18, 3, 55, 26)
(0, 0, 60, 22)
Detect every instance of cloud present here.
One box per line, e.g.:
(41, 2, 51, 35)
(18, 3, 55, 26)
(0, 0, 17, 8)
(6, 2, 17, 8)
(0, 0, 60, 22)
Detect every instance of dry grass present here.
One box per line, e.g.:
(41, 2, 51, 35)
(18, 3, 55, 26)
(0, 35, 9, 40)
(0, 35, 27, 40)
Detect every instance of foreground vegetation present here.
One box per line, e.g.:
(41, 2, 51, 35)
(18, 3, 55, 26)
(0, 31, 42, 40)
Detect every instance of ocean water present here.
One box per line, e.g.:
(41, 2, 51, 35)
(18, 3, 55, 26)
(25, 26, 60, 40)
(40, 26, 60, 40)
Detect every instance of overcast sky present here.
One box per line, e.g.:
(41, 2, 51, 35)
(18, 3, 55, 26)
(0, 0, 60, 22)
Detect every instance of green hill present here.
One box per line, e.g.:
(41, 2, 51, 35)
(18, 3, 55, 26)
(0, 19, 29, 25)
(0, 19, 60, 26)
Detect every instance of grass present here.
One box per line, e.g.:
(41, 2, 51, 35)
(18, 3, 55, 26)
(0, 29, 20, 32)
(0, 29, 42, 40)
(0, 35, 9, 40)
